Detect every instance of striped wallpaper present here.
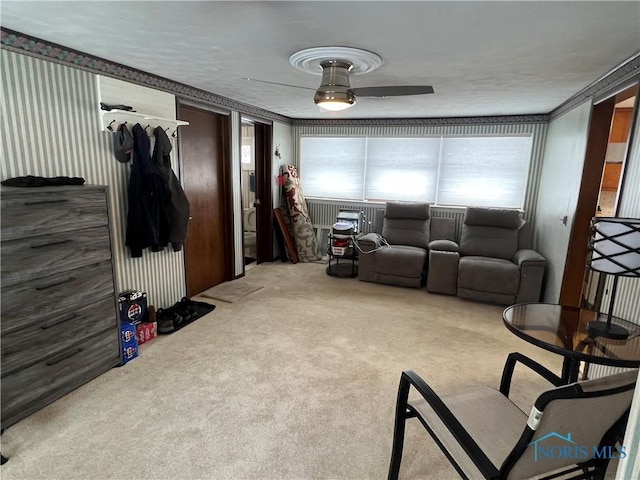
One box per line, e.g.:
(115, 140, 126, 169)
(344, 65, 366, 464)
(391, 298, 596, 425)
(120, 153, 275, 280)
(231, 111, 243, 277)
(1, 51, 186, 308)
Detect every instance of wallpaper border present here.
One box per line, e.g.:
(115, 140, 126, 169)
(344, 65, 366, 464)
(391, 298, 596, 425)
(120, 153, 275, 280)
(0, 27, 292, 124)
(2, 27, 638, 126)
(550, 52, 640, 119)
(291, 115, 549, 126)
(0, 27, 547, 127)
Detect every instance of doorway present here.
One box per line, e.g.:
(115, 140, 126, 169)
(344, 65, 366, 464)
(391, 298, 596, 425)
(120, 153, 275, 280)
(241, 122, 258, 268)
(240, 118, 274, 269)
(559, 83, 638, 308)
(178, 103, 233, 297)
(582, 88, 637, 309)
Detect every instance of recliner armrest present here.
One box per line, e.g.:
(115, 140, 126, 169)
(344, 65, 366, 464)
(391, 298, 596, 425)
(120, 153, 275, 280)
(513, 249, 545, 267)
(356, 232, 383, 253)
(429, 239, 459, 253)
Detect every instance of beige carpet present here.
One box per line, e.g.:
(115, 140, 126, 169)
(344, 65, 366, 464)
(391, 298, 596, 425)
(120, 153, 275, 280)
(2, 262, 570, 479)
(201, 280, 264, 303)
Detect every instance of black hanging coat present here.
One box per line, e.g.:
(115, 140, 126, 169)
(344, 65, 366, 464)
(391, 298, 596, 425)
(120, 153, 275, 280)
(125, 123, 171, 257)
(152, 127, 190, 252)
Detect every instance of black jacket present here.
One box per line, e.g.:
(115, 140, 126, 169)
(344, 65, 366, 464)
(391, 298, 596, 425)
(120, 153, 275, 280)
(125, 123, 171, 257)
(152, 127, 190, 251)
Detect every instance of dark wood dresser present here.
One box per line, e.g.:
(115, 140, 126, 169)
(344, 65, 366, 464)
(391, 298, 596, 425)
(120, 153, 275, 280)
(1, 185, 121, 429)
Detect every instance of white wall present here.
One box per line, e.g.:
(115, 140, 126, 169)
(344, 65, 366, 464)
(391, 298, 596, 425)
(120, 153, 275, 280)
(533, 101, 592, 302)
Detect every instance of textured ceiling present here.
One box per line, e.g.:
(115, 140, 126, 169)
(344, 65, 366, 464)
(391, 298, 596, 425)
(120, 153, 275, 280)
(1, 1, 639, 119)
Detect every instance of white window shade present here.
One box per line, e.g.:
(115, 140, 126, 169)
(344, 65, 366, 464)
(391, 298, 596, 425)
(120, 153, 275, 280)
(300, 137, 366, 200)
(365, 137, 440, 202)
(437, 136, 532, 208)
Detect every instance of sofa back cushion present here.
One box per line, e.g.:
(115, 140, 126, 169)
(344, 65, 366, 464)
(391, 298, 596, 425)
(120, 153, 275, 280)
(460, 207, 520, 260)
(382, 202, 430, 249)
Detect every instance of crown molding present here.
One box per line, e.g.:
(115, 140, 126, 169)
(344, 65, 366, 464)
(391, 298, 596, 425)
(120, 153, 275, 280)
(6, 27, 635, 127)
(0, 28, 292, 125)
(550, 52, 640, 119)
(291, 114, 549, 127)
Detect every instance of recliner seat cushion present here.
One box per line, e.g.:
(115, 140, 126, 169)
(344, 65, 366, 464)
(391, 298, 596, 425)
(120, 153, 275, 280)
(375, 246, 426, 278)
(458, 256, 519, 295)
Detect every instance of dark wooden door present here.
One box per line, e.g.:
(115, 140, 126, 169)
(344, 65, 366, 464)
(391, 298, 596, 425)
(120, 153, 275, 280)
(254, 123, 274, 263)
(178, 105, 231, 297)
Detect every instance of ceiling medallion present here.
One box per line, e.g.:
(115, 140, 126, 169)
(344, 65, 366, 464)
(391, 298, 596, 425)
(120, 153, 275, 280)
(289, 47, 383, 76)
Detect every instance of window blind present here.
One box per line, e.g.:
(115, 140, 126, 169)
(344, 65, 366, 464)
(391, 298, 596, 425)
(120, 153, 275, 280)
(299, 134, 532, 208)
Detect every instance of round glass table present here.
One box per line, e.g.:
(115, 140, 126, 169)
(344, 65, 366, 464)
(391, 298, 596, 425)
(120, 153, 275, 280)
(503, 303, 640, 383)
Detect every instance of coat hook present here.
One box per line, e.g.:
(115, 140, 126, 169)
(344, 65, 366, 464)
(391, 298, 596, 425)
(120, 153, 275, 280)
(164, 127, 170, 133)
(171, 129, 178, 138)
(107, 119, 116, 131)
(144, 124, 151, 131)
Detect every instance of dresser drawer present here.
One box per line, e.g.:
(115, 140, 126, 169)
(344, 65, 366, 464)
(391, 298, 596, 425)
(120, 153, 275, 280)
(1, 296, 117, 377)
(1, 225, 112, 287)
(1, 261, 114, 335)
(1, 329, 120, 427)
(1, 189, 108, 241)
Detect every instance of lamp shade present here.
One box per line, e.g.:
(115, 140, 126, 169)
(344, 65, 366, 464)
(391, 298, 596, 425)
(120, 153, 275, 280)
(588, 217, 640, 276)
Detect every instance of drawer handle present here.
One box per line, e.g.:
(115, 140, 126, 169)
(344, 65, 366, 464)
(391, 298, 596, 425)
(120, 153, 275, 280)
(46, 348, 84, 366)
(31, 239, 73, 249)
(35, 277, 76, 291)
(41, 313, 79, 330)
(24, 199, 69, 206)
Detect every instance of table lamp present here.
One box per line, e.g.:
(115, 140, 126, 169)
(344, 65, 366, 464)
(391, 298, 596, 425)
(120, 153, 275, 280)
(587, 217, 640, 339)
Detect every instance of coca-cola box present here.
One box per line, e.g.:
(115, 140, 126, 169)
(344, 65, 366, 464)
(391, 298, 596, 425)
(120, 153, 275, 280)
(136, 321, 157, 345)
(118, 290, 148, 325)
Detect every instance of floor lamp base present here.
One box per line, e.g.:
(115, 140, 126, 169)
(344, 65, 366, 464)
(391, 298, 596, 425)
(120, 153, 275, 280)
(587, 321, 630, 340)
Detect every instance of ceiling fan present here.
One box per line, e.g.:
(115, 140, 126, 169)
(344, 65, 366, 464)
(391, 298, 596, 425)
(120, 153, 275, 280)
(243, 47, 434, 111)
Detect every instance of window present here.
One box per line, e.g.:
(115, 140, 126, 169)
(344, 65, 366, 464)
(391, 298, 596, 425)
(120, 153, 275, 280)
(300, 137, 366, 201)
(299, 135, 532, 208)
(365, 138, 440, 202)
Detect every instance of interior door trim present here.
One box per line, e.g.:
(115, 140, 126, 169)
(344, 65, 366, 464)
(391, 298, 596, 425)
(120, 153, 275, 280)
(176, 99, 235, 292)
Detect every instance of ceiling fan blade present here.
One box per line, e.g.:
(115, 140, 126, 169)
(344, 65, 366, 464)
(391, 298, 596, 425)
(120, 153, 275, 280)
(242, 77, 316, 91)
(351, 85, 434, 97)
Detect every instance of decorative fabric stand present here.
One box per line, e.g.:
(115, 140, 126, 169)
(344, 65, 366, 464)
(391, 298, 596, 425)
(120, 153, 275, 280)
(281, 165, 322, 262)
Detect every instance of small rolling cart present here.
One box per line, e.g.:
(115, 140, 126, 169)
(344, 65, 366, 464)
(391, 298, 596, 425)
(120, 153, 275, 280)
(326, 216, 360, 278)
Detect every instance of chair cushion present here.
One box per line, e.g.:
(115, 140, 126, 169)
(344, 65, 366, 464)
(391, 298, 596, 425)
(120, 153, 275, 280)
(464, 207, 521, 229)
(383, 218, 430, 249)
(374, 246, 426, 278)
(385, 201, 430, 220)
(458, 256, 520, 295)
(460, 225, 519, 260)
(409, 386, 526, 477)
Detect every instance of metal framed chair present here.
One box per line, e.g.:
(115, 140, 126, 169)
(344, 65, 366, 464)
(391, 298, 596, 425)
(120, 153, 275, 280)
(388, 352, 637, 479)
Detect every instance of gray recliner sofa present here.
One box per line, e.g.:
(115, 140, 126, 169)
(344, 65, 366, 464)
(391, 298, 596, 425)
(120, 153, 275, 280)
(427, 207, 546, 304)
(357, 202, 455, 288)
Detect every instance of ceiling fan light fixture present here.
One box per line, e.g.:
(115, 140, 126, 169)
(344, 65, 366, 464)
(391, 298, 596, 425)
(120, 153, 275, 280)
(314, 89, 356, 111)
(313, 60, 356, 111)
(315, 99, 355, 111)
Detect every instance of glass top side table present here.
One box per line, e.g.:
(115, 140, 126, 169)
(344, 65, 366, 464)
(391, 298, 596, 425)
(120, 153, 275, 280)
(503, 303, 640, 383)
